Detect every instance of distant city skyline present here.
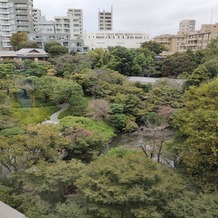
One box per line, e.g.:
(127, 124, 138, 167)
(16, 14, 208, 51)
(33, 0, 218, 37)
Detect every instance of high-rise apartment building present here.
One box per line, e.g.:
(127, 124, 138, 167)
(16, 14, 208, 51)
(178, 19, 196, 34)
(0, 0, 11, 48)
(0, 0, 34, 49)
(33, 8, 41, 32)
(98, 7, 113, 31)
(9, 0, 34, 33)
(33, 9, 55, 34)
(68, 9, 83, 39)
(55, 9, 83, 39)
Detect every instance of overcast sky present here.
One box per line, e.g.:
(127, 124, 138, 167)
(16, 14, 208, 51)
(33, 0, 218, 38)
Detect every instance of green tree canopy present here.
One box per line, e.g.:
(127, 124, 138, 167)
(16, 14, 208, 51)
(44, 41, 62, 52)
(141, 41, 168, 54)
(171, 77, 218, 184)
(10, 32, 28, 51)
(161, 52, 197, 78)
(18, 40, 39, 49)
(48, 45, 68, 57)
(186, 64, 211, 87)
(76, 152, 184, 218)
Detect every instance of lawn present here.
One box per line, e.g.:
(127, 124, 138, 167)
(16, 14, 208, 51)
(12, 106, 58, 126)
(59, 116, 115, 141)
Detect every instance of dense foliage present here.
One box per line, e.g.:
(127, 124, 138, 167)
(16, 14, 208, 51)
(0, 38, 218, 217)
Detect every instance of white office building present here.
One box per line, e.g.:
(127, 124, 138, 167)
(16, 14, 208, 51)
(84, 32, 149, 50)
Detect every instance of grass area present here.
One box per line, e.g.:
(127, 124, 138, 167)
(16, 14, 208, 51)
(60, 116, 115, 141)
(12, 106, 58, 126)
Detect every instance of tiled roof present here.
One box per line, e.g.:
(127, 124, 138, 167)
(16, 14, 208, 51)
(0, 51, 17, 57)
(0, 48, 48, 58)
(16, 48, 47, 55)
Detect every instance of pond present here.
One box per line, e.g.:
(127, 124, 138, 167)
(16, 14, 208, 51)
(108, 128, 176, 168)
(109, 128, 174, 149)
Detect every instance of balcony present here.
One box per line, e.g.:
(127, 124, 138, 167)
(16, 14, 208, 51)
(0, 10, 9, 14)
(15, 10, 27, 15)
(0, 4, 8, 8)
(1, 26, 11, 31)
(16, 16, 28, 20)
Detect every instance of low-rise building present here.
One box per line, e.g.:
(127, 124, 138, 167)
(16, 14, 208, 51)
(154, 22, 218, 54)
(153, 34, 174, 51)
(84, 32, 149, 50)
(0, 48, 48, 61)
(28, 33, 87, 53)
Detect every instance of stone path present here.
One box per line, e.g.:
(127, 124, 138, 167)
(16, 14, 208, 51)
(41, 103, 69, 125)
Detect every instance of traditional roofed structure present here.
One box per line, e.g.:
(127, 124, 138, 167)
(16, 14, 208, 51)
(16, 48, 48, 61)
(0, 201, 27, 218)
(0, 51, 17, 60)
(0, 48, 48, 61)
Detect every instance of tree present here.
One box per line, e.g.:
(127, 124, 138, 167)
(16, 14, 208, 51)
(18, 40, 39, 49)
(88, 48, 107, 69)
(0, 63, 15, 79)
(205, 36, 218, 57)
(132, 53, 147, 76)
(69, 84, 87, 116)
(37, 76, 59, 103)
(171, 77, 218, 184)
(10, 32, 28, 51)
(24, 160, 85, 204)
(44, 42, 62, 53)
(86, 99, 110, 121)
(0, 106, 18, 131)
(76, 152, 184, 218)
(52, 79, 84, 105)
(141, 41, 168, 54)
(48, 195, 90, 218)
(49, 54, 92, 77)
(60, 116, 115, 162)
(145, 84, 184, 109)
(203, 57, 218, 78)
(0, 125, 69, 173)
(106, 46, 135, 76)
(0, 63, 15, 95)
(161, 52, 197, 78)
(186, 64, 211, 87)
(48, 45, 68, 57)
(167, 190, 218, 218)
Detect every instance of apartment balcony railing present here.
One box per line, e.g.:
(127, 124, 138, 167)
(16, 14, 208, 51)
(17, 20, 29, 25)
(0, 17, 9, 19)
(0, 4, 8, 8)
(1, 27, 11, 30)
(16, 16, 28, 20)
(0, 10, 9, 14)
(15, 4, 27, 8)
(16, 11, 27, 15)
